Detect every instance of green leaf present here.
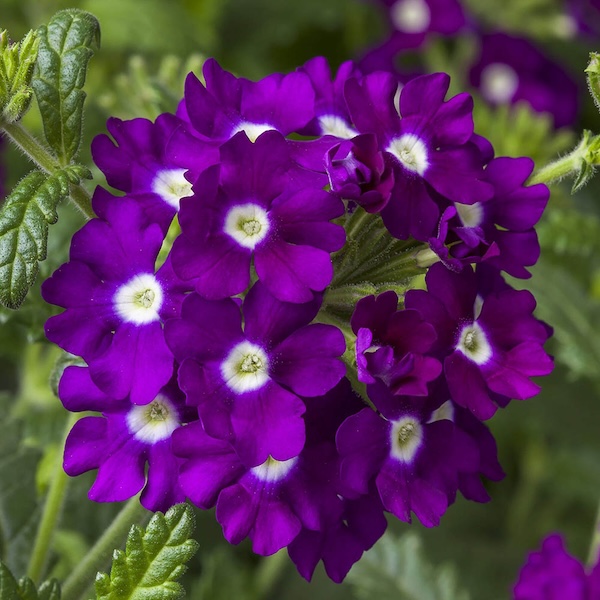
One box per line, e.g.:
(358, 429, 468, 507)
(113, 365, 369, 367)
(95, 503, 199, 600)
(32, 9, 100, 164)
(347, 532, 470, 600)
(0, 166, 87, 309)
(0, 421, 41, 576)
(0, 561, 61, 600)
(522, 260, 600, 381)
(0, 29, 40, 123)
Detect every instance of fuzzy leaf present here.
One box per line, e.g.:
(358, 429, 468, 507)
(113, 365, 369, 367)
(0, 166, 88, 309)
(347, 533, 470, 600)
(95, 503, 199, 600)
(32, 9, 100, 164)
(0, 560, 61, 600)
(0, 29, 40, 122)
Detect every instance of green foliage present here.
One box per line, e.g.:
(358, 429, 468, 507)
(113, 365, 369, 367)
(473, 100, 575, 166)
(537, 206, 600, 259)
(0, 419, 41, 576)
(189, 547, 256, 600)
(0, 560, 61, 600)
(0, 29, 40, 123)
(461, 0, 568, 39)
(525, 260, 600, 381)
(586, 53, 600, 116)
(32, 9, 100, 165)
(347, 532, 470, 600)
(97, 53, 204, 120)
(94, 503, 199, 600)
(0, 165, 90, 309)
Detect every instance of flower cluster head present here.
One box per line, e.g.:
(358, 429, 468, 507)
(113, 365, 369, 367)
(514, 534, 600, 599)
(362, 1, 578, 129)
(43, 55, 553, 582)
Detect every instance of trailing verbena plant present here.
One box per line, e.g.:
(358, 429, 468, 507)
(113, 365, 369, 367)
(3, 5, 600, 600)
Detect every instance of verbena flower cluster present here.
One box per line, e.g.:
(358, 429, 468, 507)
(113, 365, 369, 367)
(43, 56, 553, 582)
(363, 0, 579, 128)
(514, 534, 600, 599)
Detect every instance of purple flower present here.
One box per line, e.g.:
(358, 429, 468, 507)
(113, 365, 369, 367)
(514, 534, 600, 599)
(351, 290, 442, 395)
(91, 115, 217, 231)
(43, 193, 190, 405)
(564, 0, 600, 38)
(376, 0, 466, 39)
(470, 33, 578, 129)
(60, 366, 193, 512)
(429, 156, 550, 278)
(405, 263, 553, 419)
(297, 56, 360, 139)
(165, 281, 346, 466)
(344, 71, 494, 241)
(182, 58, 315, 143)
(289, 379, 387, 582)
(325, 134, 395, 212)
(171, 130, 344, 303)
(337, 380, 478, 527)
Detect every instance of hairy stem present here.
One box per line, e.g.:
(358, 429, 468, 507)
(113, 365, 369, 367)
(61, 497, 150, 600)
(529, 137, 587, 186)
(1, 121, 94, 219)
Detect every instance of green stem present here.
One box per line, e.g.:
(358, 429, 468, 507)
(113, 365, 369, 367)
(1, 121, 94, 219)
(61, 497, 150, 600)
(587, 498, 600, 567)
(529, 137, 587, 186)
(27, 412, 79, 583)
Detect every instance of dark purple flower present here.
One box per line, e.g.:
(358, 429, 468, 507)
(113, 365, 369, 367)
(60, 366, 193, 512)
(171, 130, 344, 303)
(429, 156, 550, 278)
(564, 0, 600, 38)
(43, 193, 190, 405)
(337, 380, 478, 527)
(344, 71, 494, 241)
(470, 33, 578, 129)
(173, 423, 343, 557)
(325, 134, 395, 212)
(351, 290, 442, 395)
(182, 58, 315, 143)
(165, 281, 346, 466)
(405, 263, 553, 419)
(290, 379, 387, 582)
(297, 56, 360, 139)
(91, 114, 217, 232)
(514, 534, 595, 599)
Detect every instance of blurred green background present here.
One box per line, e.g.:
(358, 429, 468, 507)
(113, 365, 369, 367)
(1, 0, 600, 598)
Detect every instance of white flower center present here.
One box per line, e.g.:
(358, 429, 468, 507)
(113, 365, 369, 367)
(457, 321, 492, 365)
(151, 169, 193, 209)
(390, 416, 423, 463)
(480, 63, 519, 104)
(251, 455, 298, 482)
(221, 341, 270, 393)
(387, 134, 429, 176)
(553, 14, 577, 39)
(455, 202, 484, 228)
(114, 273, 163, 325)
(126, 394, 180, 443)
(319, 115, 357, 139)
(427, 400, 455, 423)
(390, 0, 431, 33)
(224, 203, 270, 249)
(231, 121, 275, 142)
